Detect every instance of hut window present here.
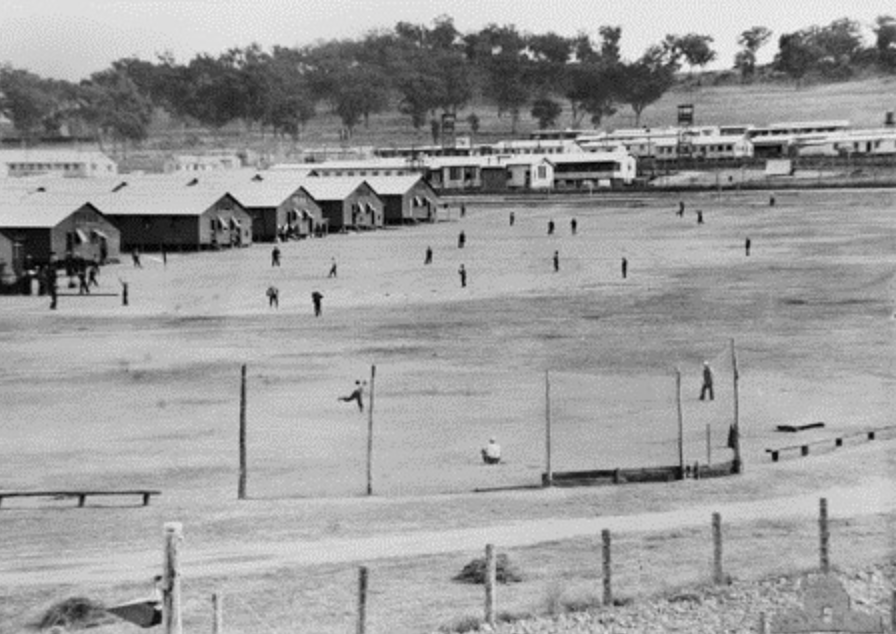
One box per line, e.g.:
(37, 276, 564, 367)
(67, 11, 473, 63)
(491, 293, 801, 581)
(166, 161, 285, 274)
(74, 229, 89, 244)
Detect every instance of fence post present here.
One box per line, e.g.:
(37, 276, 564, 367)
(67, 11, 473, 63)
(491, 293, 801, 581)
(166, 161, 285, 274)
(601, 529, 612, 606)
(162, 522, 183, 634)
(712, 512, 724, 584)
(484, 544, 496, 627)
(366, 365, 376, 496)
(675, 368, 684, 479)
(212, 593, 223, 634)
(706, 423, 711, 466)
(357, 566, 369, 634)
(238, 364, 247, 500)
(819, 497, 830, 574)
(544, 370, 553, 487)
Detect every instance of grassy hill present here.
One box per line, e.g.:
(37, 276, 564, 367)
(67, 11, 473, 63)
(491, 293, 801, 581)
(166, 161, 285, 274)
(121, 75, 896, 168)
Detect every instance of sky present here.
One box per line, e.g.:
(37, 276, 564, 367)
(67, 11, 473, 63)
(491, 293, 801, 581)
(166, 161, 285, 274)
(2, 0, 894, 81)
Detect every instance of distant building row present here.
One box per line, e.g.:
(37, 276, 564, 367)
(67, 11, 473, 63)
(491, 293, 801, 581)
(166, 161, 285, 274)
(0, 171, 439, 287)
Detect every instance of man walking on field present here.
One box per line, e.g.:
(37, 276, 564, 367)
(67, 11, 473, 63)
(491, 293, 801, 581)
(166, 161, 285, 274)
(699, 361, 714, 401)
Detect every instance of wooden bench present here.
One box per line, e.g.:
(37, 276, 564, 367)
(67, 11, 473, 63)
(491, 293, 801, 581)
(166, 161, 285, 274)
(765, 426, 896, 462)
(0, 490, 161, 509)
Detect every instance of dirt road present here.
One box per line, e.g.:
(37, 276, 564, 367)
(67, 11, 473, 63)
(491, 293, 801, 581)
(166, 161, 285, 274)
(3, 476, 892, 588)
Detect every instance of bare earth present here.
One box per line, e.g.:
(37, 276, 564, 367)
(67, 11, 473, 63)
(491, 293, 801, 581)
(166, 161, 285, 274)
(0, 189, 894, 632)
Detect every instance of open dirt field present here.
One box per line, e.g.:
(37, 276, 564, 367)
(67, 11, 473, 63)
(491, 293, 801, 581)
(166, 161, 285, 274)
(1, 188, 894, 632)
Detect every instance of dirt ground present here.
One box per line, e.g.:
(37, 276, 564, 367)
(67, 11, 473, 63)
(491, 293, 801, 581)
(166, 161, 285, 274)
(1, 188, 894, 632)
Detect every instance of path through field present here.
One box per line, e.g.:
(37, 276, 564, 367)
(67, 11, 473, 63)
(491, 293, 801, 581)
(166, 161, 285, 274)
(2, 473, 892, 588)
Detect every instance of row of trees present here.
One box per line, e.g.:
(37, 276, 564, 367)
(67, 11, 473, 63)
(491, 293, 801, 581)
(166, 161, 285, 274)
(2, 15, 895, 147)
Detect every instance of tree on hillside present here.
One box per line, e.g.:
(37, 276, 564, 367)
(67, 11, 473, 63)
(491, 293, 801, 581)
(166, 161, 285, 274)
(527, 32, 572, 95)
(666, 33, 717, 75)
(484, 52, 530, 133)
(531, 97, 562, 129)
(734, 26, 773, 81)
(775, 19, 866, 83)
(180, 54, 246, 130)
(774, 31, 820, 85)
(330, 66, 388, 137)
(565, 62, 620, 127)
(619, 48, 677, 126)
(264, 46, 317, 139)
(78, 71, 153, 152)
(598, 26, 623, 64)
(563, 28, 624, 126)
(0, 66, 58, 141)
(874, 15, 896, 70)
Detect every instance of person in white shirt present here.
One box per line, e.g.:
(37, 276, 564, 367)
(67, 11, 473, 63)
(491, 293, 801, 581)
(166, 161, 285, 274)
(481, 437, 501, 465)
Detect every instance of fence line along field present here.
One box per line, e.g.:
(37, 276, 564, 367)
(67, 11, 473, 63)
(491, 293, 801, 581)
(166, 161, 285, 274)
(1, 190, 894, 500)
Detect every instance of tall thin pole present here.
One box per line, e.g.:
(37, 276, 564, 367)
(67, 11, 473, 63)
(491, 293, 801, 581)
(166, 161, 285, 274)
(162, 522, 183, 634)
(212, 593, 223, 634)
(675, 368, 684, 478)
(357, 566, 369, 634)
(238, 364, 247, 500)
(544, 370, 552, 487)
(730, 339, 742, 474)
(601, 529, 612, 606)
(484, 544, 496, 627)
(366, 364, 376, 496)
(819, 497, 830, 574)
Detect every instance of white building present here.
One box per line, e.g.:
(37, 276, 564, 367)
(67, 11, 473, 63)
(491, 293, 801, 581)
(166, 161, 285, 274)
(0, 149, 118, 178)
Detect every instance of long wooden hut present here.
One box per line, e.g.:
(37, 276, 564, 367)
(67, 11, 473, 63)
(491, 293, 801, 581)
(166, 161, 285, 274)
(0, 197, 121, 287)
(300, 179, 384, 232)
(365, 175, 440, 224)
(94, 187, 252, 251)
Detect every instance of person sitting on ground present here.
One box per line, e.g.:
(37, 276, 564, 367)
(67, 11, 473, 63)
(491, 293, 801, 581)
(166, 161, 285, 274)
(481, 437, 501, 465)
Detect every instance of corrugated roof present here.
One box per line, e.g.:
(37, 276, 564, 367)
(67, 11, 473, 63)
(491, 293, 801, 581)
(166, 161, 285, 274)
(363, 175, 428, 196)
(0, 199, 97, 228)
(93, 186, 242, 216)
(549, 152, 631, 164)
(300, 177, 371, 201)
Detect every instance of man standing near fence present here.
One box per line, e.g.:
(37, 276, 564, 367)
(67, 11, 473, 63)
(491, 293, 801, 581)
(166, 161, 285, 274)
(700, 361, 715, 401)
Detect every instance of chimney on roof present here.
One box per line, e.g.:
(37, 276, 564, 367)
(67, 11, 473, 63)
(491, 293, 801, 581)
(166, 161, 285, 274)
(112, 181, 127, 193)
(187, 178, 199, 186)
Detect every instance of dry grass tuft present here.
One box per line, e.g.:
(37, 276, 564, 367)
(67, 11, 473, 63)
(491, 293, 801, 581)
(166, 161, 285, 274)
(36, 597, 110, 631)
(453, 553, 524, 584)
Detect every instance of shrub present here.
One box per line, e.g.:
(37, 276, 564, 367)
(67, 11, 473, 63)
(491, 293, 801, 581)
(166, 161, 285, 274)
(453, 553, 524, 584)
(36, 597, 110, 630)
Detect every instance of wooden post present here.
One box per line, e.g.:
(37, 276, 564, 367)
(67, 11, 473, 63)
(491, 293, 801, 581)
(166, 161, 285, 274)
(730, 339, 743, 474)
(759, 611, 768, 634)
(712, 512, 724, 584)
(162, 522, 183, 634)
(544, 370, 553, 487)
(601, 529, 612, 606)
(484, 544, 496, 627)
(819, 497, 830, 574)
(357, 566, 369, 634)
(366, 365, 376, 496)
(238, 364, 247, 500)
(675, 368, 684, 479)
(705, 423, 712, 466)
(212, 593, 223, 634)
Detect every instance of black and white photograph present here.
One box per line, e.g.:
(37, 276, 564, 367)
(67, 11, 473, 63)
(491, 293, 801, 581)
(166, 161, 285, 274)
(1, 1, 895, 632)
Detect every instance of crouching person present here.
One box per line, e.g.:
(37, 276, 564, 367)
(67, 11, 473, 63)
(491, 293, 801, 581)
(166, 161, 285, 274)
(481, 437, 501, 465)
